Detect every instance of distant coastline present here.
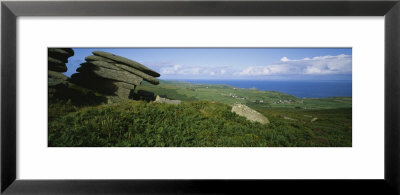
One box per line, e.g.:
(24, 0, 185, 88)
(163, 79, 352, 98)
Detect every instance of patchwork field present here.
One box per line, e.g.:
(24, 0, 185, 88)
(135, 80, 352, 110)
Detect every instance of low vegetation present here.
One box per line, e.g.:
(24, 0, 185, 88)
(48, 80, 352, 147)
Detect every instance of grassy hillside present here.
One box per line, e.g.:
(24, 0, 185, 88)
(135, 80, 351, 110)
(49, 100, 351, 147)
(48, 80, 352, 147)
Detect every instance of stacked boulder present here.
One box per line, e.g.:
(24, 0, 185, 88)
(70, 51, 160, 99)
(48, 48, 74, 87)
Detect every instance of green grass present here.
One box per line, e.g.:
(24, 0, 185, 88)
(48, 80, 352, 147)
(49, 100, 351, 147)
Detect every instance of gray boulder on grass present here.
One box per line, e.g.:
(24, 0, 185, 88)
(154, 95, 181, 105)
(231, 103, 270, 124)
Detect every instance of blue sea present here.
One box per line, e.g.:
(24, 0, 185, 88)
(173, 80, 352, 98)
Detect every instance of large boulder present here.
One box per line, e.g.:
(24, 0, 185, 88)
(48, 48, 75, 64)
(49, 48, 74, 56)
(70, 73, 118, 93)
(48, 57, 67, 72)
(70, 51, 160, 100)
(85, 55, 115, 63)
(49, 48, 73, 59)
(48, 48, 74, 73)
(82, 61, 122, 71)
(48, 48, 74, 96)
(48, 70, 68, 87)
(93, 51, 160, 77)
(114, 63, 159, 85)
(77, 65, 143, 86)
(114, 87, 134, 99)
(82, 61, 159, 85)
(154, 95, 181, 105)
(231, 103, 270, 124)
(62, 48, 74, 56)
(70, 73, 136, 95)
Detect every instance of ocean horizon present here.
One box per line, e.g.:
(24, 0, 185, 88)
(165, 79, 352, 98)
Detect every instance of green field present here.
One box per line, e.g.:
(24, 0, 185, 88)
(48, 80, 352, 147)
(135, 80, 352, 110)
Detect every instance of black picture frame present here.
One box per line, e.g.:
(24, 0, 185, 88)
(2, 0, 399, 194)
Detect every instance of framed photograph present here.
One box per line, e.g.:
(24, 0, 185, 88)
(2, 0, 400, 194)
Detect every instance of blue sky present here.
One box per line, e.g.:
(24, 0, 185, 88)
(65, 48, 352, 80)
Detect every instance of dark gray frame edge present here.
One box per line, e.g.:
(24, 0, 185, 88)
(1, 0, 399, 194)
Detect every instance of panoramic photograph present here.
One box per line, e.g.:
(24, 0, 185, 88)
(48, 48, 352, 147)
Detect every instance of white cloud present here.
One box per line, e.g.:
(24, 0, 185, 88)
(280, 57, 290, 62)
(160, 65, 182, 74)
(178, 67, 201, 75)
(239, 64, 292, 76)
(158, 54, 351, 78)
(239, 54, 352, 76)
(160, 65, 232, 77)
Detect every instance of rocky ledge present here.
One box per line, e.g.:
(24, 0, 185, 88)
(48, 48, 74, 87)
(70, 51, 160, 99)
